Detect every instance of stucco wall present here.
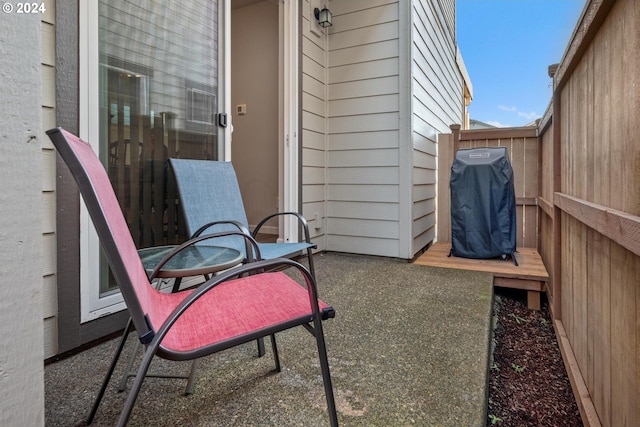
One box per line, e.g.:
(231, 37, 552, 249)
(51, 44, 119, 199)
(0, 10, 44, 426)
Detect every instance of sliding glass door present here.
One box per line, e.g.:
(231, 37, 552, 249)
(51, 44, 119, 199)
(80, 0, 230, 320)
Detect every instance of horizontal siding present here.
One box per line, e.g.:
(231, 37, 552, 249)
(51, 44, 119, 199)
(302, 184, 325, 205)
(329, 57, 399, 83)
(329, 39, 398, 67)
(42, 5, 57, 359)
(327, 235, 399, 256)
(329, 75, 399, 99)
(302, 127, 325, 150)
(328, 148, 398, 167)
(328, 201, 398, 221)
(328, 130, 399, 150)
(437, 0, 456, 43)
(302, 0, 462, 258)
(410, 0, 463, 253)
(328, 184, 399, 203)
(329, 217, 400, 239)
(328, 166, 399, 185)
(329, 112, 399, 133)
(329, 94, 399, 116)
(42, 275, 57, 319)
(326, 0, 402, 257)
(302, 0, 329, 251)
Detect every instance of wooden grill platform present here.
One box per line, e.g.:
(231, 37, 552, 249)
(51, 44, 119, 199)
(414, 243, 549, 310)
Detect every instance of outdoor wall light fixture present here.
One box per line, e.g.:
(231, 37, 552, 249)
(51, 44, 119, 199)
(314, 6, 332, 28)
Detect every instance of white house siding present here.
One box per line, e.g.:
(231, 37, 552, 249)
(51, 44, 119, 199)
(437, 0, 456, 45)
(301, 0, 463, 259)
(301, 0, 329, 252)
(42, 0, 58, 359)
(410, 0, 462, 254)
(325, 0, 405, 257)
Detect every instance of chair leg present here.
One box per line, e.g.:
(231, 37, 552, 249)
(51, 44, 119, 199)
(257, 337, 266, 357)
(313, 319, 338, 427)
(184, 359, 200, 395)
(116, 335, 160, 427)
(270, 334, 281, 372)
(117, 338, 141, 392)
(118, 330, 200, 395)
(87, 319, 133, 425)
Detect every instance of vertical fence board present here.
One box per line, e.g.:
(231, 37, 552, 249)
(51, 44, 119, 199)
(575, 221, 589, 386)
(562, 213, 574, 345)
(436, 132, 453, 243)
(524, 137, 539, 247)
(588, 229, 611, 426)
(609, 244, 637, 427)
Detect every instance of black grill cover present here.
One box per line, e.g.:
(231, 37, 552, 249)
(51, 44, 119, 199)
(449, 147, 516, 260)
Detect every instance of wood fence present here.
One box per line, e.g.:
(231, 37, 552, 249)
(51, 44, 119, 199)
(438, 1, 639, 425)
(539, 1, 639, 426)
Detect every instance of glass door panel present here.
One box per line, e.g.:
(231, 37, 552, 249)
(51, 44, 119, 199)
(95, 0, 222, 295)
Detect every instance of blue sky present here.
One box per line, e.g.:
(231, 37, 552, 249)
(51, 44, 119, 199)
(457, 0, 586, 127)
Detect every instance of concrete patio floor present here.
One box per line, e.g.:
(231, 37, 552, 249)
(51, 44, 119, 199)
(45, 252, 494, 426)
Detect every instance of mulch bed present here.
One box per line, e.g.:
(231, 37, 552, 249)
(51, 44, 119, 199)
(487, 289, 583, 426)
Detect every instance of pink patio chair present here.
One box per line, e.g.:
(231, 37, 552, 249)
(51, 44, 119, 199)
(46, 128, 338, 427)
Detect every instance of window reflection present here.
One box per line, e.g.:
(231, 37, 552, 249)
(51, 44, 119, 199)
(98, 0, 219, 293)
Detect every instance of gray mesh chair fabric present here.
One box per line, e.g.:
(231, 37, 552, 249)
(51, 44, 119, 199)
(47, 128, 338, 427)
(169, 158, 317, 276)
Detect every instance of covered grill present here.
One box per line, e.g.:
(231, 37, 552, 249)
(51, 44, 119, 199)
(449, 147, 517, 265)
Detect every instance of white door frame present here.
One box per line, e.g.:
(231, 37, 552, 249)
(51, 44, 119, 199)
(281, 0, 300, 243)
(79, 0, 122, 322)
(221, 0, 233, 162)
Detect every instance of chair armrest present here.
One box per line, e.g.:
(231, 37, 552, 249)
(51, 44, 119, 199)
(147, 231, 262, 281)
(253, 212, 313, 244)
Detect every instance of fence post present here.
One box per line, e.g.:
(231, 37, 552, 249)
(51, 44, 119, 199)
(450, 123, 461, 154)
(436, 126, 460, 244)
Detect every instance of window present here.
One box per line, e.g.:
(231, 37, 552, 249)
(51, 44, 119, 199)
(187, 86, 216, 125)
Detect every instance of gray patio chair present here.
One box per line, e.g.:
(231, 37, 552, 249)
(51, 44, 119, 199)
(168, 158, 317, 278)
(46, 127, 338, 427)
